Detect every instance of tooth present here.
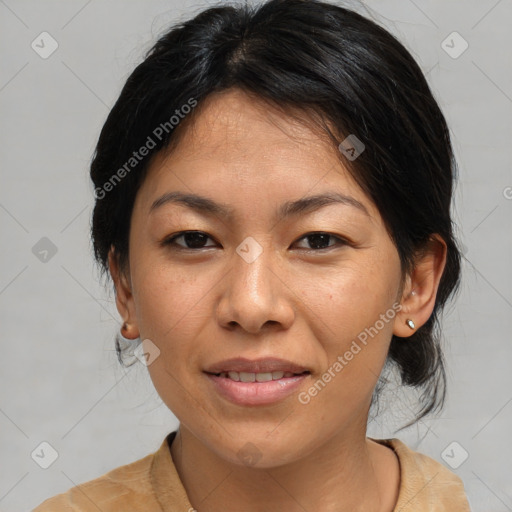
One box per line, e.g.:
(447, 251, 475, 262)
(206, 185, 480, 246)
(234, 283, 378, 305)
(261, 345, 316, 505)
(222, 371, 302, 382)
(256, 372, 273, 382)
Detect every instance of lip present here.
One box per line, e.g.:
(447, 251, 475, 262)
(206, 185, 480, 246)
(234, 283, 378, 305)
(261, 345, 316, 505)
(205, 372, 310, 406)
(203, 357, 310, 374)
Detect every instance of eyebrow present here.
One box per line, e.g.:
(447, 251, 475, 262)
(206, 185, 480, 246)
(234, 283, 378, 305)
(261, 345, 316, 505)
(149, 190, 370, 221)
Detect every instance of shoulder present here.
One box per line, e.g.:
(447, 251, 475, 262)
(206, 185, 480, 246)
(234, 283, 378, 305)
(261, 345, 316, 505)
(32, 449, 161, 512)
(378, 438, 471, 512)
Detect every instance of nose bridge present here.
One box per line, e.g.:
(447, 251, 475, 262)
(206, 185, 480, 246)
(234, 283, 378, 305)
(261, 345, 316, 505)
(218, 235, 293, 333)
(232, 235, 275, 303)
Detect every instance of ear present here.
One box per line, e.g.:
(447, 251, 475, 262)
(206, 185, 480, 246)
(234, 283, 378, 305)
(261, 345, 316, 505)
(393, 234, 447, 338)
(108, 246, 140, 339)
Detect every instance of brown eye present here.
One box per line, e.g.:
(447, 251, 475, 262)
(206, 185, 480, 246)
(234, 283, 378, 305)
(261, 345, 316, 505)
(293, 232, 348, 251)
(163, 231, 217, 250)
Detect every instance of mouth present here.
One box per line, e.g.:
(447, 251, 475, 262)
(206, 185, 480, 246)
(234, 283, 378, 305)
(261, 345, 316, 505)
(205, 370, 311, 382)
(204, 369, 311, 406)
(203, 356, 311, 375)
(203, 356, 312, 406)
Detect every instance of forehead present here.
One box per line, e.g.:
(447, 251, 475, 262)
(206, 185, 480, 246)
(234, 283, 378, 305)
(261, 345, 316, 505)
(137, 88, 377, 220)
(167, 89, 335, 162)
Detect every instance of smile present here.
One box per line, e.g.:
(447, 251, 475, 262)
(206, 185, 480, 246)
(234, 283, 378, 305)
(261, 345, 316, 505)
(205, 371, 311, 406)
(212, 370, 309, 382)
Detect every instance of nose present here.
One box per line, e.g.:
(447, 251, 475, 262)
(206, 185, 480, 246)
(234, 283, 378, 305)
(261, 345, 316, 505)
(216, 243, 295, 335)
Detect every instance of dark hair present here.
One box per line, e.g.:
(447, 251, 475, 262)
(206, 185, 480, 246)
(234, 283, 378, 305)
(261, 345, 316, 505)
(90, 0, 462, 424)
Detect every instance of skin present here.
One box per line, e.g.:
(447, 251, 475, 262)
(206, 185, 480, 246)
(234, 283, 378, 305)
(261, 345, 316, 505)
(109, 88, 447, 512)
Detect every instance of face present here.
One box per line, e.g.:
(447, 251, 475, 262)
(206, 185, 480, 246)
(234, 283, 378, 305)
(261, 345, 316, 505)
(119, 89, 406, 467)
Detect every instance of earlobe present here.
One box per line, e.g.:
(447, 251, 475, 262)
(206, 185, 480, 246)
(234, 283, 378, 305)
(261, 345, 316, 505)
(393, 235, 447, 338)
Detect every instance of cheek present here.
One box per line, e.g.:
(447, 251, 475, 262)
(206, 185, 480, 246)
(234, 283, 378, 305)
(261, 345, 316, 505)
(295, 259, 399, 395)
(132, 260, 215, 341)
(131, 264, 216, 417)
(298, 260, 396, 341)
(130, 260, 222, 390)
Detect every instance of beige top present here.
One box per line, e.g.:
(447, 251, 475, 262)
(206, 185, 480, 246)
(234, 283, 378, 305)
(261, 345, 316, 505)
(33, 431, 470, 511)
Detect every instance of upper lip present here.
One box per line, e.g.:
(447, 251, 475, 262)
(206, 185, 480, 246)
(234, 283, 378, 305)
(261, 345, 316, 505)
(204, 357, 310, 374)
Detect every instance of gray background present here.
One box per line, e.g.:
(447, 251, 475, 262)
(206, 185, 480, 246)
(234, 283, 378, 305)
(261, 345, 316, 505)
(0, 1, 510, 511)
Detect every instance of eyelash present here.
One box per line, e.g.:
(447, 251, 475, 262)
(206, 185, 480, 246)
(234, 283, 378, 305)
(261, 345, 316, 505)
(161, 231, 350, 252)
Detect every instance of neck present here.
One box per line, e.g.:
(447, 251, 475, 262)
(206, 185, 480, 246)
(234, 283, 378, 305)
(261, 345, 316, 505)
(170, 424, 399, 512)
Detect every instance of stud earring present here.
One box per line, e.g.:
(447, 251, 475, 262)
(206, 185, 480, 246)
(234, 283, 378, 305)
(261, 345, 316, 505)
(406, 319, 415, 330)
(116, 322, 141, 347)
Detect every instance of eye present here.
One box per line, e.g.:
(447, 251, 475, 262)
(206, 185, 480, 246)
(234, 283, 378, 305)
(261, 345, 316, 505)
(162, 230, 349, 252)
(293, 232, 348, 251)
(162, 231, 218, 250)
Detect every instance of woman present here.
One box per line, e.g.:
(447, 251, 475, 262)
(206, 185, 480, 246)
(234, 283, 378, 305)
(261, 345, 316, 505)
(34, 0, 471, 510)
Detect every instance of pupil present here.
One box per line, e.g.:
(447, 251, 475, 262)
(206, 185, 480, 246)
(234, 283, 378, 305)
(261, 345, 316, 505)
(181, 233, 331, 249)
(309, 234, 329, 249)
(185, 232, 207, 248)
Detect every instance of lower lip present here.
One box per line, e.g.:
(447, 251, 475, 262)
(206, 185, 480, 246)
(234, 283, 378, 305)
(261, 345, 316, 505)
(205, 372, 310, 406)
